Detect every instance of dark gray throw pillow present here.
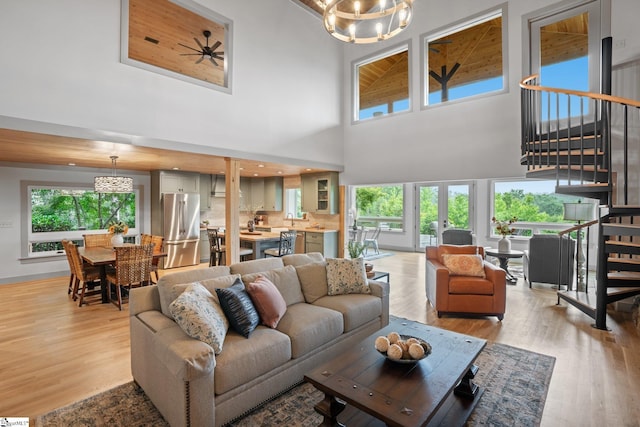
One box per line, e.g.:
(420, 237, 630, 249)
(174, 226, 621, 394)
(215, 278, 259, 338)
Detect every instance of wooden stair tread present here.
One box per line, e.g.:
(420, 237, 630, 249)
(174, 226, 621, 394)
(607, 257, 640, 265)
(524, 149, 604, 156)
(607, 271, 640, 280)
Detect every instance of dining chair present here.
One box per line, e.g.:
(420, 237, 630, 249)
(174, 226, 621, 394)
(149, 234, 164, 283)
(62, 239, 77, 297)
(106, 244, 154, 310)
(264, 230, 297, 257)
(83, 233, 113, 248)
(63, 240, 102, 307)
(140, 233, 152, 245)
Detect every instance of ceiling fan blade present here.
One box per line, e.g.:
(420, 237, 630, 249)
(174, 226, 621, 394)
(213, 51, 224, 57)
(194, 37, 205, 50)
(178, 43, 202, 53)
(210, 57, 219, 67)
(180, 53, 204, 56)
(210, 41, 221, 51)
(195, 56, 205, 64)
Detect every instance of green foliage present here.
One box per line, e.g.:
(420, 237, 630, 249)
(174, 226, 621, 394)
(356, 186, 403, 218)
(31, 188, 136, 233)
(347, 240, 366, 259)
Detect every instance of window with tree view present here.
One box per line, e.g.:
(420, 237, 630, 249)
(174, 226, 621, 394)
(355, 185, 404, 230)
(493, 180, 589, 236)
(28, 186, 138, 256)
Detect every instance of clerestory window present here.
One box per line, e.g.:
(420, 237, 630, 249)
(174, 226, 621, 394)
(423, 6, 507, 107)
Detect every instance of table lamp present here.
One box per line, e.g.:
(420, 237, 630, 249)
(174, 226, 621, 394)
(563, 200, 595, 290)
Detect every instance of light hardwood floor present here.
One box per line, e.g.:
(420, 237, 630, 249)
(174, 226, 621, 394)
(1, 251, 639, 426)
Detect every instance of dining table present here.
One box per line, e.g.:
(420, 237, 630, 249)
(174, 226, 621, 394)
(79, 245, 167, 303)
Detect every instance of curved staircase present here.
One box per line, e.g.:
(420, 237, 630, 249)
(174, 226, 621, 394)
(520, 41, 640, 330)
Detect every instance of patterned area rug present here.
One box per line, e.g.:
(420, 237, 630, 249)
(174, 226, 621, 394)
(36, 342, 554, 427)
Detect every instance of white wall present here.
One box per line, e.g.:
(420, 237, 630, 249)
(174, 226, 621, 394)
(0, 0, 344, 167)
(0, 165, 150, 283)
(340, 0, 640, 186)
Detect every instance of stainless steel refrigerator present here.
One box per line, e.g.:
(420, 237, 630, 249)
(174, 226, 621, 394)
(162, 192, 200, 268)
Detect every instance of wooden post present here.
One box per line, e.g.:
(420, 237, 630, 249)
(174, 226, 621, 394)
(339, 185, 345, 258)
(225, 158, 241, 265)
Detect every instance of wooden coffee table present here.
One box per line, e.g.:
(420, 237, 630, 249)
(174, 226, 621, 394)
(304, 318, 486, 427)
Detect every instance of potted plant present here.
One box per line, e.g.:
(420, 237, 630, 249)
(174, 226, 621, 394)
(492, 216, 517, 252)
(347, 240, 366, 259)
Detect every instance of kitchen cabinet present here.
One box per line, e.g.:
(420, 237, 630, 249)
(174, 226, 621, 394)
(153, 171, 200, 194)
(305, 231, 338, 258)
(263, 177, 283, 211)
(301, 172, 338, 214)
(241, 177, 283, 211)
(200, 174, 211, 210)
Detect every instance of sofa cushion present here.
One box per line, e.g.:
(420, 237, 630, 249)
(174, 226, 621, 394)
(215, 278, 260, 338)
(295, 261, 328, 303)
(169, 274, 241, 307)
(313, 294, 382, 332)
(246, 276, 287, 328)
(241, 265, 305, 306)
(157, 266, 231, 317)
(448, 276, 494, 295)
(276, 303, 344, 358)
(282, 252, 325, 267)
(169, 283, 229, 354)
(229, 257, 285, 276)
(214, 327, 292, 395)
(326, 257, 370, 296)
(442, 254, 486, 278)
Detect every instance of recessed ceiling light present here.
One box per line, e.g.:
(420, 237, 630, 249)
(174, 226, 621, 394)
(253, 173, 259, 176)
(68, 163, 76, 166)
(305, 168, 312, 171)
(258, 164, 265, 168)
(277, 171, 283, 174)
(219, 171, 225, 174)
(172, 167, 180, 170)
(239, 167, 244, 170)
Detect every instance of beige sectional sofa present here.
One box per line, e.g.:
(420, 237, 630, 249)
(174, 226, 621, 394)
(129, 252, 390, 427)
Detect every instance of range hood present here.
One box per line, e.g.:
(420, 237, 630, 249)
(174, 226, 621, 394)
(211, 174, 225, 197)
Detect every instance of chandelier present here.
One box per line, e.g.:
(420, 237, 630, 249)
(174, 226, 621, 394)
(94, 156, 133, 193)
(316, 0, 413, 44)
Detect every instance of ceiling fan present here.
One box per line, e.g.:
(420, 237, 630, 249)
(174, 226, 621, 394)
(428, 40, 452, 54)
(178, 30, 224, 66)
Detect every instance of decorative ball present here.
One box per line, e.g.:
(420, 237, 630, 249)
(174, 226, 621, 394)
(409, 343, 425, 359)
(387, 332, 401, 344)
(387, 343, 403, 360)
(374, 336, 390, 352)
(406, 337, 420, 346)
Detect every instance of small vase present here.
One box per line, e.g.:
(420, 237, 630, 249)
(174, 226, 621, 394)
(498, 236, 511, 253)
(111, 233, 124, 246)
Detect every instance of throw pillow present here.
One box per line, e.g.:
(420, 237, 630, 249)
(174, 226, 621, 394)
(441, 254, 486, 278)
(295, 262, 328, 303)
(169, 282, 229, 354)
(326, 257, 370, 296)
(246, 276, 287, 328)
(215, 278, 260, 338)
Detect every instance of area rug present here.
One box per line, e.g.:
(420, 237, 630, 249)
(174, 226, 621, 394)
(36, 342, 554, 427)
(364, 251, 394, 261)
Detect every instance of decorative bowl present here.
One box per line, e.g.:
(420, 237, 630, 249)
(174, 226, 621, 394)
(376, 334, 432, 364)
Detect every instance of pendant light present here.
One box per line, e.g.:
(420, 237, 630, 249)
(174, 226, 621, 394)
(94, 156, 133, 193)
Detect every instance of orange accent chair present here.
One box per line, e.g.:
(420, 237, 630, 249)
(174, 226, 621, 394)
(426, 245, 507, 320)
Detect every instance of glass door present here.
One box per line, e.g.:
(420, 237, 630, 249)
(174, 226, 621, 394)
(416, 182, 473, 251)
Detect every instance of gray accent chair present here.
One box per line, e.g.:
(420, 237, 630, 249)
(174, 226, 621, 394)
(523, 234, 575, 288)
(441, 229, 473, 245)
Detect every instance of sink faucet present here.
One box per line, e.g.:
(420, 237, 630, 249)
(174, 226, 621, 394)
(286, 212, 294, 226)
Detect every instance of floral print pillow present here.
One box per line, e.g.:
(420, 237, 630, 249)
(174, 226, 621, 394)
(326, 257, 370, 296)
(169, 282, 229, 354)
(441, 254, 486, 278)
